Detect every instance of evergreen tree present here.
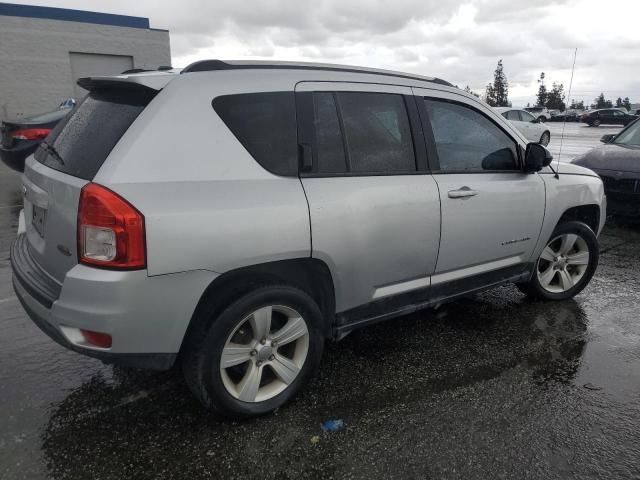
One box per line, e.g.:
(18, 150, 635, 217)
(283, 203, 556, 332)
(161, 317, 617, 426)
(569, 100, 585, 110)
(615, 97, 624, 108)
(536, 72, 547, 107)
(546, 82, 566, 111)
(464, 85, 480, 98)
(491, 60, 509, 107)
(623, 97, 632, 111)
(484, 83, 497, 107)
(593, 93, 612, 109)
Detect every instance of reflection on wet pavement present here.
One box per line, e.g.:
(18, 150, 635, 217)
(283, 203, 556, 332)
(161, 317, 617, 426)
(1, 162, 639, 479)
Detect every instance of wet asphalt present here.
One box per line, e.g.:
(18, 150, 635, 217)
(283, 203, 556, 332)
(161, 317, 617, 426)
(1, 124, 640, 480)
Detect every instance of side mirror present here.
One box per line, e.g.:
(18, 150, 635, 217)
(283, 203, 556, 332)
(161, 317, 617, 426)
(524, 143, 553, 172)
(600, 134, 616, 144)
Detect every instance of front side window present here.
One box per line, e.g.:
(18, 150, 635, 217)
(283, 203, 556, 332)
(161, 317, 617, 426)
(311, 92, 416, 174)
(519, 111, 536, 122)
(213, 92, 298, 176)
(425, 98, 519, 172)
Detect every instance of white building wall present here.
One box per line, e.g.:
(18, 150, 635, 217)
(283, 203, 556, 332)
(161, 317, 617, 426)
(0, 15, 170, 119)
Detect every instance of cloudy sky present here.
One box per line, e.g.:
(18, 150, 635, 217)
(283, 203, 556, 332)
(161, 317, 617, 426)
(12, 0, 640, 105)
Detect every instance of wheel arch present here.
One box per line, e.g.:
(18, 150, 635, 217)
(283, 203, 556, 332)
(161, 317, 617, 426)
(557, 204, 601, 233)
(179, 258, 336, 356)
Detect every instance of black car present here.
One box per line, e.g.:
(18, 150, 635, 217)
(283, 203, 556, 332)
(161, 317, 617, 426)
(573, 118, 640, 218)
(549, 110, 581, 122)
(581, 108, 637, 127)
(0, 99, 75, 172)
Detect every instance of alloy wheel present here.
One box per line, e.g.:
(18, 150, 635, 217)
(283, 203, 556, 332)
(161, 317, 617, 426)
(219, 305, 309, 403)
(537, 233, 590, 293)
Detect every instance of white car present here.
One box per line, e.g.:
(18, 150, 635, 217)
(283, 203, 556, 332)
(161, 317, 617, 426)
(495, 108, 551, 146)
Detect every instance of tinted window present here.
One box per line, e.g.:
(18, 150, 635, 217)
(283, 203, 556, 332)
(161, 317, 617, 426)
(35, 88, 155, 180)
(337, 92, 415, 173)
(505, 110, 519, 121)
(312, 93, 347, 173)
(425, 99, 518, 172)
(213, 92, 297, 176)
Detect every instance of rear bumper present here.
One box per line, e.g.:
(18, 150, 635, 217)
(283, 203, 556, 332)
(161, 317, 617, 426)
(10, 232, 217, 370)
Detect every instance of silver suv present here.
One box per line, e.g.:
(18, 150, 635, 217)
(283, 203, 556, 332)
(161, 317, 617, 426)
(11, 60, 606, 417)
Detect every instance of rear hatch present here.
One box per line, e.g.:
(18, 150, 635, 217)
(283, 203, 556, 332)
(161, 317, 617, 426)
(22, 84, 157, 283)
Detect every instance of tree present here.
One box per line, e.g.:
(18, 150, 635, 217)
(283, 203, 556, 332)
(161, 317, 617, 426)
(484, 83, 497, 106)
(491, 59, 509, 107)
(615, 97, 624, 108)
(536, 72, 547, 107)
(464, 85, 480, 98)
(623, 97, 632, 111)
(570, 100, 585, 110)
(546, 82, 566, 111)
(593, 93, 612, 109)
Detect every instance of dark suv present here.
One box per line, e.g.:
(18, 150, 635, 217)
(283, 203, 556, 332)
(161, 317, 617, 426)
(581, 109, 637, 127)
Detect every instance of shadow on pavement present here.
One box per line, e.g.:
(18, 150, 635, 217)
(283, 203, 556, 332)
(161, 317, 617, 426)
(40, 292, 588, 480)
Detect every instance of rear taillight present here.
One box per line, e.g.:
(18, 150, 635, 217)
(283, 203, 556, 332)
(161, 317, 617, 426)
(11, 128, 52, 140)
(78, 183, 146, 269)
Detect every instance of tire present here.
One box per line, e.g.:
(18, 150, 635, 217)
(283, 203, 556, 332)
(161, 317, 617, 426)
(593, 119, 601, 127)
(518, 221, 599, 301)
(181, 285, 324, 417)
(539, 131, 550, 146)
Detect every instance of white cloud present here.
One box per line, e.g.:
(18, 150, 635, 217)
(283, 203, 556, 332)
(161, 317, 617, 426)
(10, 0, 640, 105)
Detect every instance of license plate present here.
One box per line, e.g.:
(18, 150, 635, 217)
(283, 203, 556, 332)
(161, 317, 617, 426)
(32, 205, 46, 238)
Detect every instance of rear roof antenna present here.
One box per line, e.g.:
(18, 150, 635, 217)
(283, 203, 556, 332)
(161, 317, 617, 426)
(555, 47, 578, 179)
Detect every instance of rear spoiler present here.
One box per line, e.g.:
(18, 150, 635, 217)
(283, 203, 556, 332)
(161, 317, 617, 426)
(77, 71, 177, 92)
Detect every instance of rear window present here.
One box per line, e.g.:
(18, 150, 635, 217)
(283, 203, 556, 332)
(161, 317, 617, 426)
(35, 88, 155, 180)
(212, 92, 298, 176)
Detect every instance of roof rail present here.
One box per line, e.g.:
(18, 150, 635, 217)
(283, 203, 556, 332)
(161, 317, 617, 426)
(121, 66, 174, 74)
(181, 59, 453, 87)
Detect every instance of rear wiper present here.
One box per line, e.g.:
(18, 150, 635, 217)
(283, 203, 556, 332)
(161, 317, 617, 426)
(38, 141, 64, 165)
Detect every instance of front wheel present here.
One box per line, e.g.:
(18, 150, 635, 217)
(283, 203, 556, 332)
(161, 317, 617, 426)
(182, 285, 324, 417)
(593, 119, 601, 127)
(518, 221, 599, 300)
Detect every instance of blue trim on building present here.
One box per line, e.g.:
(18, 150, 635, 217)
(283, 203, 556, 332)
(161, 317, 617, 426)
(0, 2, 151, 29)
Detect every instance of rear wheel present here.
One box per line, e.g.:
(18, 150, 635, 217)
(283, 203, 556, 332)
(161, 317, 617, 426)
(518, 221, 599, 301)
(539, 131, 550, 146)
(182, 285, 324, 417)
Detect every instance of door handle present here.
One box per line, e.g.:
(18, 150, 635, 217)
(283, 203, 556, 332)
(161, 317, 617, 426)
(448, 187, 478, 199)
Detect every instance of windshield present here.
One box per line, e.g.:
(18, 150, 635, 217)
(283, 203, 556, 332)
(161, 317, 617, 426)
(613, 120, 640, 146)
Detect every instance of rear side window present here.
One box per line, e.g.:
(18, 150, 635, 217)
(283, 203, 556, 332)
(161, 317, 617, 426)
(311, 92, 416, 174)
(35, 88, 155, 180)
(213, 92, 298, 176)
(504, 110, 519, 121)
(425, 99, 518, 172)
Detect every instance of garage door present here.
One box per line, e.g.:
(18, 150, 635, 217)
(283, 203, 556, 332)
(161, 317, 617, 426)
(69, 52, 134, 98)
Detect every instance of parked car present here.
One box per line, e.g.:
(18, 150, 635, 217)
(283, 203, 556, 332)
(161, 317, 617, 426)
(524, 106, 551, 122)
(581, 108, 637, 127)
(549, 110, 581, 122)
(0, 99, 75, 172)
(573, 118, 640, 218)
(494, 107, 551, 145)
(11, 61, 605, 417)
